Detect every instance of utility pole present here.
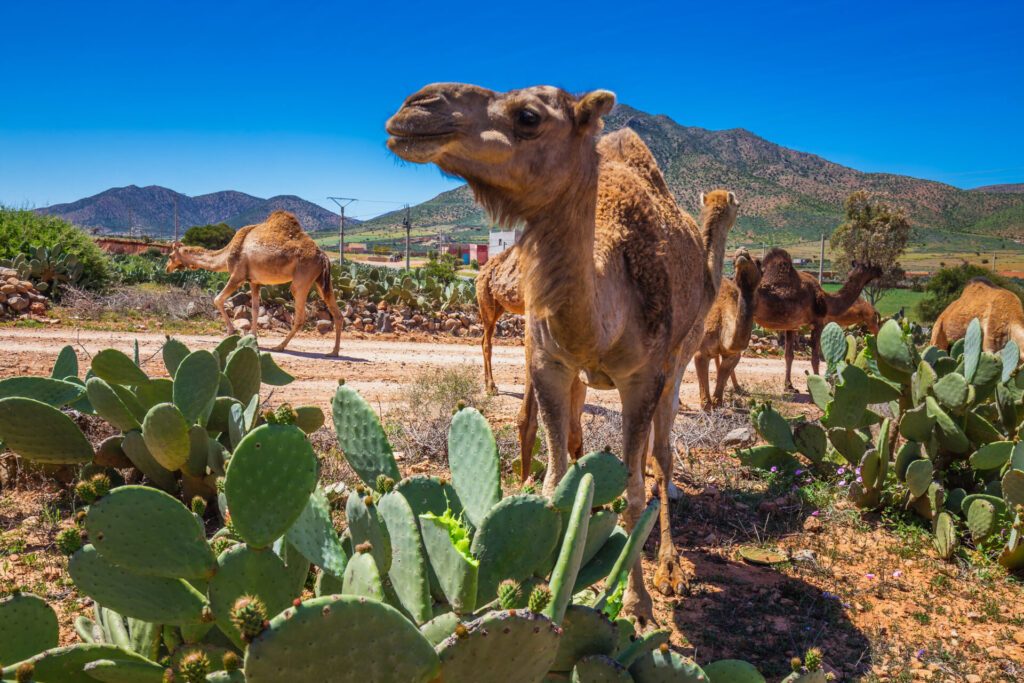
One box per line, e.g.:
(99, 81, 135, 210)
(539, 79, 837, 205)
(818, 233, 825, 281)
(328, 197, 356, 265)
(403, 204, 411, 271)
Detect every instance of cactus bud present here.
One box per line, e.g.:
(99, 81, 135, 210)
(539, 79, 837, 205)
(658, 643, 669, 654)
(355, 541, 373, 554)
(15, 662, 34, 682)
(215, 477, 226, 493)
(375, 474, 395, 495)
(456, 400, 466, 411)
(363, 495, 375, 507)
(75, 479, 97, 504)
(162, 669, 175, 683)
(454, 624, 469, 639)
(791, 657, 803, 671)
(230, 595, 268, 642)
(265, 404, 297, 425)
(527, 584, 552, 613)
(497, 579, 521, 609)
(56, 527, 84, 556)
(610, 497, 627, 514)
(74, 510, 87, 523)
(89, 473, 111, 499)
(804, 648, 823, 672)
(222, 651, 240, 672)
(521, 481, 536, 495)
(190, 496, 207, 516)
(178, 650, 209, 683)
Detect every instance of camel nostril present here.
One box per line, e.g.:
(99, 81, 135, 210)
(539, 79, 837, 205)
(407, 93, 444, 109)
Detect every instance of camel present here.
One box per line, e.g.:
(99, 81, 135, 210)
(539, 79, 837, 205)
(752, 248, 882, 392)
(166, 210, 344, 355)
(826, 296, 880, 333)
(694, 247, 761, 409)
(387, 83, 733, 621)
(930, 278, 1024, 354)
(476, 247, 585, 478)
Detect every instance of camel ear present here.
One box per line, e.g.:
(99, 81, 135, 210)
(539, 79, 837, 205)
(574, 90, 616, 133)
(699, 192, 707, 207)
(728, 191, 739, 207)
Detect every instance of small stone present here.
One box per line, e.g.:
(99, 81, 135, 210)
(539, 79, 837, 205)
(722, 427, 754, 448)
(316, 320, 333, 335)
(966, 675, 982, 683)
(803, 516, 824, 533)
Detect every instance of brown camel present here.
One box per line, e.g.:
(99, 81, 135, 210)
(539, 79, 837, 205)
(753, 248, 881, 392)
(694, 246, 761, 409)
(826, 296, 880, 333)
(166, 210, 344, 355)
(387, 84, 733, 621)
(930, 278, 1024, 354)
(476, 246, 585, 476)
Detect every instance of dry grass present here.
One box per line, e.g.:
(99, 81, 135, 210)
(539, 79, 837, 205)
(60, 285, 217, 322)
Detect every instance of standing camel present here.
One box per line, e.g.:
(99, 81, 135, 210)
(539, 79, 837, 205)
(388, 84, 733, 620)
(476, 246, 584, 479)
(165, 210, 344, 355)
(752, 248, 881, 392)
(826, 296, 880, 333)
(694, 246, 761, 409)
(931, 278, 1024, 355)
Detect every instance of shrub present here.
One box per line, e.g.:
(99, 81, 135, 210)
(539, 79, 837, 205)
(182, 223, 235, 249)
(0, 208, 111, 289)
(916, 263, 1024, 322)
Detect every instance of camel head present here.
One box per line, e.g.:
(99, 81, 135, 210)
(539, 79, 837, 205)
(387, 83, 616, 223)
(732, 247, 763, 292)
(165, 242, 191, 273)
(849, 259, 884, 285)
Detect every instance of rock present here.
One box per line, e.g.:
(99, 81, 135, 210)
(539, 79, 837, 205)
(965, 675, 981, 683)
(377, 311, 393, 333)
(651, 480, 681, 501)
(323, 481, 348, 506)
(235, 319, 252, 332)
(395, 324, 408, 333)
(6, 295, 28, 312)
(791, 549, 817, 564)
(0, 284, 16, 295)
(364, 323, 376, 333)
(469, 324, 483, 336)
(443, 318, 460, 332)
(803, 516, 823, 533)
(185, 301, 199, 318)
(29, 302, 46, 315)
(316, 320, 333, 335)
(257, 315, 271, 328)
(722, 427, 754, 448)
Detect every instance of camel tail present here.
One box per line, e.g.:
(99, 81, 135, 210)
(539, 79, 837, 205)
(316, 250, 333, 295)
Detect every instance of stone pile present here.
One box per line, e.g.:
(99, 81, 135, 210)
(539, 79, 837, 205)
(0, 268, 50, 320)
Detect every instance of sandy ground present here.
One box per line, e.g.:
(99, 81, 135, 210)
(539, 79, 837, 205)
(0, 327, 812, 420)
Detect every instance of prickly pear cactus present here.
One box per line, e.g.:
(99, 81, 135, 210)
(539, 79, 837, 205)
(0, 397, 94, 464)
(0, 593, 59, 666)
(437, 610, 561, 683)
(331, 383, 401, 486)
(448, 405, 502, 528)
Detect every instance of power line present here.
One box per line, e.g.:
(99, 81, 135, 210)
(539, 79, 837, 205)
(327, 197, 356, 265)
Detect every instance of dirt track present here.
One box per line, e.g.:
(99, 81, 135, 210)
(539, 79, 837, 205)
(0, 327, 812, 419)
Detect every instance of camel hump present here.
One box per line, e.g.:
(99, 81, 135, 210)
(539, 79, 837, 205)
(265, 210, 305, 235)
(598, 129, 670, 194)
(968, 276, 997, 288)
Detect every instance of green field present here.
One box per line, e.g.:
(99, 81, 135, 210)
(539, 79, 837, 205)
(821, 283, 924, 322)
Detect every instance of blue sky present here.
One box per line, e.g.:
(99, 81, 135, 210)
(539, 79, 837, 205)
(1, 0, 1021, 218)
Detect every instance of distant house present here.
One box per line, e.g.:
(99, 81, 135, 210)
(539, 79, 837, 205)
(468, 243, 489, 265)
(345, 243, 368, 254)
(488, 229, 520, 257)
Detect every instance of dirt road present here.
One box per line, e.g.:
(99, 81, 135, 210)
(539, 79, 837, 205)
(0, 327, 812, 420)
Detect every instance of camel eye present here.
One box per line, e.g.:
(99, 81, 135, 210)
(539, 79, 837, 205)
(516, 109, 541, 127)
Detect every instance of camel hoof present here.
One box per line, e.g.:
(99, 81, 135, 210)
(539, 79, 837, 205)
(326, 350, 340, 358)
(654, 558, 692, 597)
(621, 589, 655, 627)
(485, 384, 498, 396)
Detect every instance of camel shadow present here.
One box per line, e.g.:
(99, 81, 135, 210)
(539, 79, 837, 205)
(266, 348, 369, 363)
(669, 549, 871, 679)
(499, 391, 611, 419)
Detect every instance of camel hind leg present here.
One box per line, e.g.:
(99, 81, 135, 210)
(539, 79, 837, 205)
(714, 353, 743, 406)
(314, 281, 344, 357)
(274, 281, 311, 352)
(694, 352, 712, 410)
(249, 283, 261, 344)
(478, 291, 504, 395)
(214, 274, 246, 335)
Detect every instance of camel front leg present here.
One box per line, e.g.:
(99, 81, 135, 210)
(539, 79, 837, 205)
(651, 355, 690, 598)
(729, 369, 744, 394)
(214, 275, 246, 336)
(517, 371, 539, 483)
(694, 352, 712, 410)
(616, 372, 665, 625)
(314, 281, 344, 356)
(714, 352, 743, 406)
(809, 324, 822, 377)
(249, 283, 261, 345)
(568, 377, 586, 460)
(532, 352, 579, 497)
(480, 301, 503, 395)
(274, 282, 311, 352)
(783, 331, 797, 394)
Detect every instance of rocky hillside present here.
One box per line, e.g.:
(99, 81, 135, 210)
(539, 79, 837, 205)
(35, 186, 347, 236)
(972, 183, 1024, 194)
(359, 105, 1024, 243)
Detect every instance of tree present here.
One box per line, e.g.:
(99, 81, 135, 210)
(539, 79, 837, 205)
(829, 191, 911, 305)
(182, 223, 235, 250)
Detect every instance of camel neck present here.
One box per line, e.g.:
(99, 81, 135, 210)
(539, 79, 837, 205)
(180, 246, 230, 272)
(826, 272, 870, 315)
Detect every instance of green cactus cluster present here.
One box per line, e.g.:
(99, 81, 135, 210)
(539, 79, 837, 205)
(0, 335, 323, 507)
(1, 243, 85, 297)
(0, 346, 774, 681)
(332, 261, 476, 313)
(739, 318, 1024, 571)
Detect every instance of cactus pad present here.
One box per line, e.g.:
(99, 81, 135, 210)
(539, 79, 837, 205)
(0, 376, 85, 407)
(820, 322, 846, 368)
(876, 320, 915, 374)
(224, 346, 261, 404)
(293, 405, 325, 434)
(905, 458, 934, 499)
(581, 510, 619, 567)
(601, 500, 660, 603)
(210, 545, 298, 649)
(330, 384, 401, 487)
(51, 344, 79, 379)
(0, 593, 58, 666)
(551, 605, 618, 671)
(735, 445, 795, 470)
(0, 397, 94, 464)
(243, 595, 441, 683)
(346, 490, 393, 575)
(933, 511, 958, 560)
(448, 406, 502, 528)
(752, 403, 796, 451)
(69, 545, 209, 625)
(615, 629, 670, 668)
(970, 441, 1013, 471)
(120, 430, 177, 492)
(82, 657, 166, 682)
(87, 378, 142, 432)
(629, 649, 709, 682)
(966, 498, 998, 542)
(163, 337, 191, 377)
(224, 424, 318, 548)
(1, 645, 156, 683)
(898, 403, 934, 442)
(437, 610, 561, 683)
(1002, 469, 1024, 508)
(824, 364, 870, 429)
(419, 514, 478, 613)
(471, 494, 561, 603)
(285, 487, 348, 579)
(342, 551, 385, 601)
(572, 655, 633, 682)
(141, 403, 192, 471)
(793, 422, 827, 464)
(546, 475, 595, 624)
(963, 318, 982, 381)
(91, 348, 150, 386)
(703, 659, 765, 682)
(551, 451, 628, 510)
(394, 475, 464, 520)
(259, 353, 294, 386)
(925, 397, 969, 454)
(86, 486, 215, 579)
(173, 351, 221, 424)
(377, 491, 433, 624)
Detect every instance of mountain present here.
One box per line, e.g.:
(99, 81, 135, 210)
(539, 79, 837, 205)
(972, 183, 1024, 194)
(358, 105, 1024, 245)
(35, 186, 349, 236)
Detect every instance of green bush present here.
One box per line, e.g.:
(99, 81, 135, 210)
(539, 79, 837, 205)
(916, 263, 1024, 322)
(0, 208, 111, 289)
(182, 223, 235, 250)
(110, 252, 228, 292)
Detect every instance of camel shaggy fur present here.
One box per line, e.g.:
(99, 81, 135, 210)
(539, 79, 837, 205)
(387, 83, 733, 621)
(166, 210, 343, 355)
(826, 296, 880, 334)
(930, 278, 1024, 355)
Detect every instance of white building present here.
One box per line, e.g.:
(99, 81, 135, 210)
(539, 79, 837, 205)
(488, 229, 521, 256)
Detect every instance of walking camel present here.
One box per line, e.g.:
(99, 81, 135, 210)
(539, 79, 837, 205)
(694, 246, 762, 409)
(165, 210, 344, 355)
(388, 84, 734, 620)
(753, 248, 881, 393)
(931, 277, 1024, 355)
